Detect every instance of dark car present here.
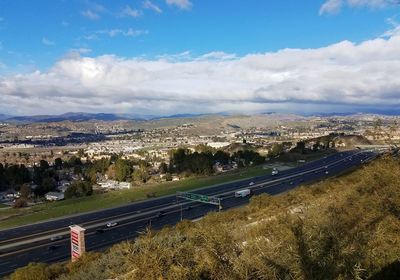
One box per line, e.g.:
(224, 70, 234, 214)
(48, 245, 61, 250)
(50, 235, 63, 241)
(156, 211, 166, 218)
(96, 228, 105, 234)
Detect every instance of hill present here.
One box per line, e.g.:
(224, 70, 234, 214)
(8, 156, 400, 280)
(5, 112, 135, 123)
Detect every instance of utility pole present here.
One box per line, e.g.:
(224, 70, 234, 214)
(180, 203, 183, 221)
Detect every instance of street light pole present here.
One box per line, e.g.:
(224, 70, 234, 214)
(180, 203, 183, 221)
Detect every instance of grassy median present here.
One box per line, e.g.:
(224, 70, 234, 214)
(0, 166, 272, 230)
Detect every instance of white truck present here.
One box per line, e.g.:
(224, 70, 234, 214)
(271, 168, 279, 175)
(235, 189, 251, 198)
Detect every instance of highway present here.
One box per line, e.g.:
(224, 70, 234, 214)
(0, 149, 380, 277)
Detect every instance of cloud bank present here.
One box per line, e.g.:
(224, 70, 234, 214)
(1, 34, 400, 115)
(319, 0, 399, 15)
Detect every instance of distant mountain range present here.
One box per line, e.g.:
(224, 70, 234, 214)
(1, 111, 399, 123)
(0, 114, 12, 121)
(0, 112, 211, 123)
(3, 113, 135, 123)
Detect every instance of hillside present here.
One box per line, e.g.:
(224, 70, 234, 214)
(9, 156, 400, 280)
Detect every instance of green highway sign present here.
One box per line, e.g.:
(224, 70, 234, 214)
(177, 191, 221, 206)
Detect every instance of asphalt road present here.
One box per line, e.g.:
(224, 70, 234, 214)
(0, 149, 379, 277)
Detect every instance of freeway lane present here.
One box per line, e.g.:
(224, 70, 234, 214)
(0, 150, 379, 277)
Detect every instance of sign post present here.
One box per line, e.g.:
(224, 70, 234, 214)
(69, 225, 86, 262)
(176, 191, 222, 211)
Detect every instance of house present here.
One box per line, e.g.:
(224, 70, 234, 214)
(172, 176, 180, 181)
(98, 180, 131, 190)
(45, 192, 65, 201)
(57, 180, 70, 193)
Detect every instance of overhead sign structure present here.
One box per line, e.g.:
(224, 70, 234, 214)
(69, 225, 86, 262)
(176, 191, 222, 210)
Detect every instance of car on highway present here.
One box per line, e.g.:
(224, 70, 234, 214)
(50, 235, 63, 241)
(325, 170, 329, 175)
(156, 211, 166, 218)
(249, 182, 255, 186)
(96, 228, 105, 234)
(235, 189, 251, 198)
(271, 169, 279, 175)
(184, 206, 193, 211)
(106, 221, 118, 228)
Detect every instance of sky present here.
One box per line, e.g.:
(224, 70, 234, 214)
(0, 0, 400, 116)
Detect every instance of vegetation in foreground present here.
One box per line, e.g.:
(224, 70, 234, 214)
(8, 156, 400, 280)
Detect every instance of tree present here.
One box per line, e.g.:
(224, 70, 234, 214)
(54, 158, 63, 169)
(65, 181, 93, 199)
(159, 162, 168, 174)
(214, 150, 230, 165)
(67, 156, 82, 167)
(34, 177, 56, 196)
(73, 165, 82, 175)
(39, 160, 49, 170)
(270, 143, 284, 157)
(132, 167, 150, 183)
(165, 173, 172, 181)
(13, 198, 28, 208)
(77, 149, 85, 158)
(115, 159, 132, 182)
(19, 184, 31, 199)
(295, 141, 306, 154)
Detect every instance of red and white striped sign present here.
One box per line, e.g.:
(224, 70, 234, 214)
(69, 225, 86, 262)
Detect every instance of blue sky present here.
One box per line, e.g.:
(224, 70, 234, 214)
(0, 0, 400, 115)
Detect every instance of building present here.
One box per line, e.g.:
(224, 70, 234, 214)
(45, 192, 65, 201)
(98, 180, 131, 190)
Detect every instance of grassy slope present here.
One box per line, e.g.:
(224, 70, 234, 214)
(0, 166, 270, 229)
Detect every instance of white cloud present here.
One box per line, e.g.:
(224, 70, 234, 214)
(347, 0, 398, 8)
(320, 0, 400, 14)
(120, 5, 141, 18)
(96, 29, 122, 37)
(91, 2, 107, 13)
(157, 50, 192, 61)
(69, 48, 92, 54)
(95, 28, 148, 38)
(42, 37, 55, 46)
(83, 34, 99, 40)
(125, 28, 149, 37)
(166, 0, 192, 10)
(197, 51, 237, 61)
(382, 16, 400, 37)
(81, 9, 100, 20)
(319, 0, 343, 15)
(2, 34, 400, 115)
(143, 0, 162, 13)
